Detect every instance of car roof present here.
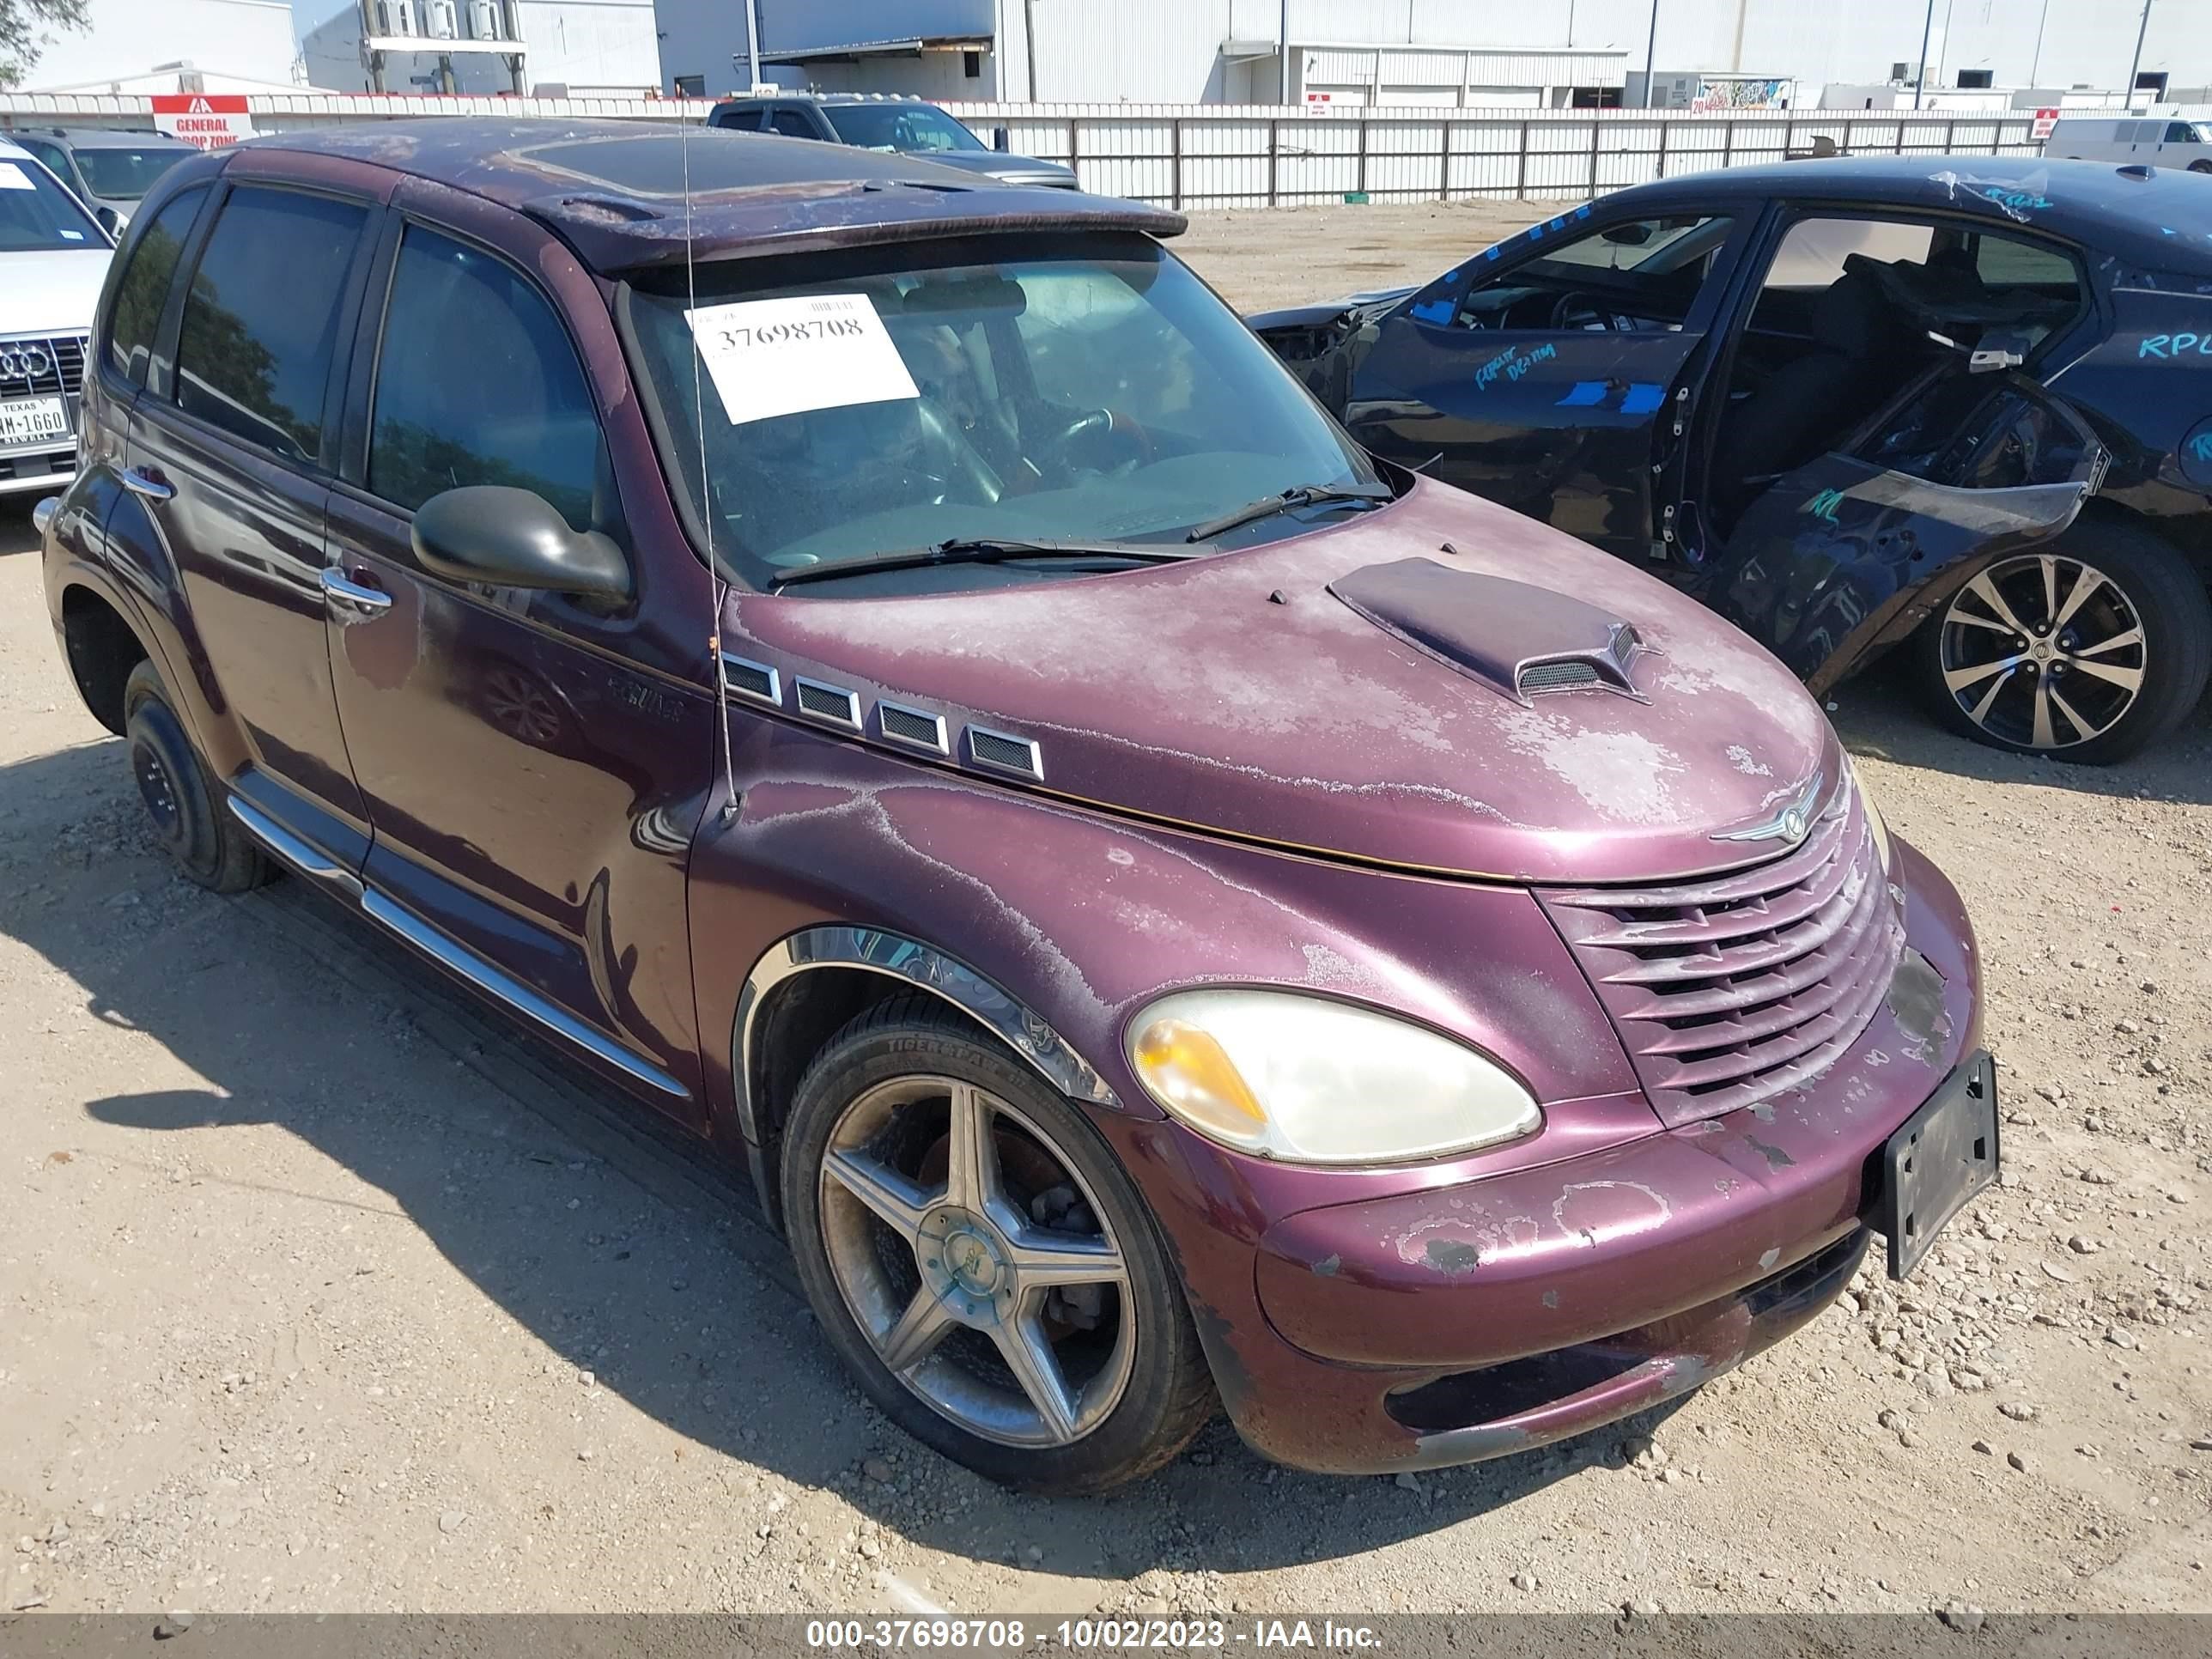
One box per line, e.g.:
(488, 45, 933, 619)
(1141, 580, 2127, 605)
(24, 125, 194, 149)
(717, 92, 933, 107)
(230, 117, 1179, 274)
(1613, 155, 2212, 272)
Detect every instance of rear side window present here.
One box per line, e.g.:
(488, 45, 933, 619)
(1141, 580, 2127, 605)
(174, 186, 368, 463)
(715, 106, 763, 131)
(368, 224, 607, 531)
(107, 185, 207, 383)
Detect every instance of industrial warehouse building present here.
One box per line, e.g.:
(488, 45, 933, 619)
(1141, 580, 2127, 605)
(653, 0, 2212, 108)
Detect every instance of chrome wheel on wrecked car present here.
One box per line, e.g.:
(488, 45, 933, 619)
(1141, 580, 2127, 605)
(1936, 551, 2145, 750)
(1920, 527, 2212, 764)
(781, 996, 1214, 1493)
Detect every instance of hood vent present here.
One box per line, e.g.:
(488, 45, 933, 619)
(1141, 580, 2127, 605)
(793, 676, 862, 731)
(966, 726, 1043, 781)
(878, 700, 950, 756)
(1328, 557, 1650, 705)
(720, 653, 781, 708)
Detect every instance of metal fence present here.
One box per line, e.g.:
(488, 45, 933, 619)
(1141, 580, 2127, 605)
(947, 105, 2048, 210)
(0, 90, 2049, 213)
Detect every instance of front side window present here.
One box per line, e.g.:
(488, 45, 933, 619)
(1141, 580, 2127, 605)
(1409, 215, 1734, 332)
(107, 185, 208, 383)
(769, 109, 818, 139)
(368, 225, 607, 531)
(71, 145, 191, 203)
(174, 186, 368, 462)
(822, 103, 987, 154)
(0, 149, 105, 252)
(624, 233, 1377, 590)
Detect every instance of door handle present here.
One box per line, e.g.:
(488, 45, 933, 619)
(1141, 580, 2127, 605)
(121, 467, 173, 502)
(321, 566, 392, 624)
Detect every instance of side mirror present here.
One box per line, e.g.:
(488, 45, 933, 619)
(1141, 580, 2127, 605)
(410, 486, 631, 600)
(95, 205, 122, 236)
(1600, 222, 1653, 247)
(992, 125, 1011, 153)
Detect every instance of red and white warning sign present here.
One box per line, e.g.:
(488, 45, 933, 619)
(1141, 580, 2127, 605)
(2031, 107, 2060, 141)
(150, 94, 257, 152)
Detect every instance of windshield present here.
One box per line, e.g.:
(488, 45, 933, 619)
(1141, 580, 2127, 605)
(624, 233, 1381, 590)
(71, 144, 190, 202)
(0, 154, 106, 251)
(821, 102, 988, 154)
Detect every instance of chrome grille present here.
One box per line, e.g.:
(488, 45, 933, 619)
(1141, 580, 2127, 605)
(1538, 788, 1905, 1126)
(0, 333, 88, 398)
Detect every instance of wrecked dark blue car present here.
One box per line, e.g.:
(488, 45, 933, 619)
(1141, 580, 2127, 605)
(1253, 156, 2212, 761)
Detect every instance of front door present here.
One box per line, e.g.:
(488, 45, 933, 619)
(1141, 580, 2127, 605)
(121, 179, 378, 861)
(1340, 208, 1749, 561)
(322, 201, 716, 1114)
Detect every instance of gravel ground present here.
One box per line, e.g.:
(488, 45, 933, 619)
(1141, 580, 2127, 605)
(3, 201, 2210, 1620)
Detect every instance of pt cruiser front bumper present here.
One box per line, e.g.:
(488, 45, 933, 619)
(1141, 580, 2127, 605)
(1104, 837, 1985, 1475)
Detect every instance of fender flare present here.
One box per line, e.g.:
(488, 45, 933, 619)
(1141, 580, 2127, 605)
(730, 923, 1121, 1151)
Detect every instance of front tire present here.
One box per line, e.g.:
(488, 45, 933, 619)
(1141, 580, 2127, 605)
(780, 995, 1215, 1494)
(122, 661, 268, 893)
(1915, 524, 2212, 763)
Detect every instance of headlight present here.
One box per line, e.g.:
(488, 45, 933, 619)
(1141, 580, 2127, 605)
(1124, 989, 1540, 1165)
(1850, 758, 1893, 875)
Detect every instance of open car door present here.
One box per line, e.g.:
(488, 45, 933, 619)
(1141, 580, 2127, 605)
(1264, 210, 1747, 564)
(1698, 364, 2108, 703)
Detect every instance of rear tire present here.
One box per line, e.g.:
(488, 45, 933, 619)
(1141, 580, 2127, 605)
(1914, 521, 2211, 763)
(122, 661, 268, 893)
(780, 994, 1215, 1494)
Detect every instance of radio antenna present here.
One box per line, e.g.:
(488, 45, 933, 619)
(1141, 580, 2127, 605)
(684, 100, 742, 824)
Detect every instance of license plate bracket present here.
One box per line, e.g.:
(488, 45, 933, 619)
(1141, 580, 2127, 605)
(1879, 1050, 1999, 1279)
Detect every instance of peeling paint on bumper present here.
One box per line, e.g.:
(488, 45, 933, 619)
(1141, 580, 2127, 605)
(1112, 834, 1982, 1475)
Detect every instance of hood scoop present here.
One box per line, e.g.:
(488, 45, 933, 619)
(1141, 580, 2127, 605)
(1328, 557, 1651, 705)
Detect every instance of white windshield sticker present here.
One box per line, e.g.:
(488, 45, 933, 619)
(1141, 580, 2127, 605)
(0, 162, 39, 191)
(684, 293, 919, 426)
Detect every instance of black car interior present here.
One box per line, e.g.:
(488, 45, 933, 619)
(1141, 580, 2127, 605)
(1443, 215, 1736, 333)
(1707, 218, 2085, 534)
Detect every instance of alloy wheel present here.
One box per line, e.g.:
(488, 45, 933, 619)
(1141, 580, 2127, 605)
(1936, 552, 2146, 750)
(816, 1074, 1135, 1448)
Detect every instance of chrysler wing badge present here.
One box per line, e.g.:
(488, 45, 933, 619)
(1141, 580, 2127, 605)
(1712, 770, 1825, 847)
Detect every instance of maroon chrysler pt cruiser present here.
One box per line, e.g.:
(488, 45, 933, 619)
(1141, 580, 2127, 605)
(38, 119, 1995, 1494)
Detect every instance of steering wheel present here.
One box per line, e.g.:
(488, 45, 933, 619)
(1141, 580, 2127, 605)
(1549, 291, 1619, 331)
(1039, 407, 1154, 472)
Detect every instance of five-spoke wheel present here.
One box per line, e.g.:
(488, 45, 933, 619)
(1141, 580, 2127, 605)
(818, 1074, 1134, 1448)
(781, 995, 1214, 1493)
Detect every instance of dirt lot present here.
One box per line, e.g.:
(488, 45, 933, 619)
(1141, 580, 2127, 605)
(3, 202, 2210, 1620)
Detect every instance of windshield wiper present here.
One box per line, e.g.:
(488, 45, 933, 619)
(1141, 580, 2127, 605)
(1186, 483, 1395, 543)
(766, 536, 1206, 589)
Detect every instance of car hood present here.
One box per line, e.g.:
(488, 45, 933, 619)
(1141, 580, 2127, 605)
(732, 479, 1839, 884)
(3, 247, 110, 335)
(903, 149, 1079, 187)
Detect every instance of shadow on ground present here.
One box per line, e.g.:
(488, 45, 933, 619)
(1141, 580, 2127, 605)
(2, 732, 1661, 1582)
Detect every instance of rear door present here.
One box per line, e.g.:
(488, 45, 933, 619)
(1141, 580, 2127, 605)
(1702, 367, 2107, 694)
(1340, 207, 1751, 562)
(118, 173, 380, 864)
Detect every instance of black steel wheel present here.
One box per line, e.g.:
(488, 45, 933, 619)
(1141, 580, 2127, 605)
(122, 661, 267, 893)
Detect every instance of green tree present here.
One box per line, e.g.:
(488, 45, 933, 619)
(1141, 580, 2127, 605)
(0, 0, 89, 89)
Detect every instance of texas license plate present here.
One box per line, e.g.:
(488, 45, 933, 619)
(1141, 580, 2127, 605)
(0, 395, 68, 448)
(1879, 1050, 2000, 1279)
